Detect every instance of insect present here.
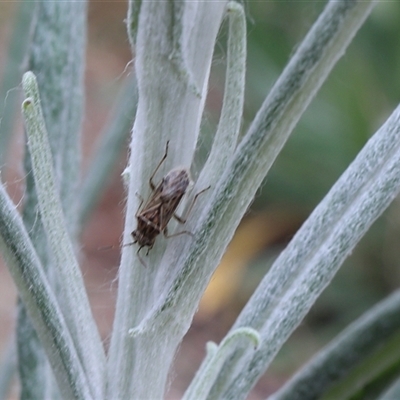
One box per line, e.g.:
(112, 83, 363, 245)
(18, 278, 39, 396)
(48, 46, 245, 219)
(128, 141, 208, 265)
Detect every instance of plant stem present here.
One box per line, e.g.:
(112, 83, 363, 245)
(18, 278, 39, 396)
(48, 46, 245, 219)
(107, 2, 227, 399)
(0, 183, 91, 400)
(270, 289, 400, 400)
(22, 72, 105, 400)
(78, 76, 138, 227)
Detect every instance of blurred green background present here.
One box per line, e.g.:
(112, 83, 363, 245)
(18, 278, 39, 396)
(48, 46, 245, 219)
(201, 0, 400, 392)
(1, 1, 400, 398)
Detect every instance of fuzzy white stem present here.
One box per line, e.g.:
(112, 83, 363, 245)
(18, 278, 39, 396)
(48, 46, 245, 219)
(0, 183, 92, 400)
(22, 72, 105, 400)
(183, 328, 260, 400)
(107, 2, 226, 399)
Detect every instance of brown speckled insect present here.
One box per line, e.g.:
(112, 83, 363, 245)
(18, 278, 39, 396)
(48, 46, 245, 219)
(129, 141, 208, 265)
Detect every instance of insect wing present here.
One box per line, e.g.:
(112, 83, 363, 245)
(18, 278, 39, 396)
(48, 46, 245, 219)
(159, 169, 190, 199)
(136, 184, 163, 231)
(131, 165, 192, 255)
(157, 169, 190, 230)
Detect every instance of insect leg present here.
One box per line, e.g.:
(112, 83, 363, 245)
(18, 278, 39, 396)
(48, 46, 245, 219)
(145, 243, 154, 256)
(122, 236, 137, 247)
(136, 246, 148, 267)
(173, 185, 211, 224)
(164, 229, 194, 239)
(162, 208, 194, 239)
(149, 141, 170, 190)
(135, 192, 144, 216)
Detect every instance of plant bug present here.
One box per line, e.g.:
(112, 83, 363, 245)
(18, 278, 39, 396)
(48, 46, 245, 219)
(127, 141, 209, 266)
